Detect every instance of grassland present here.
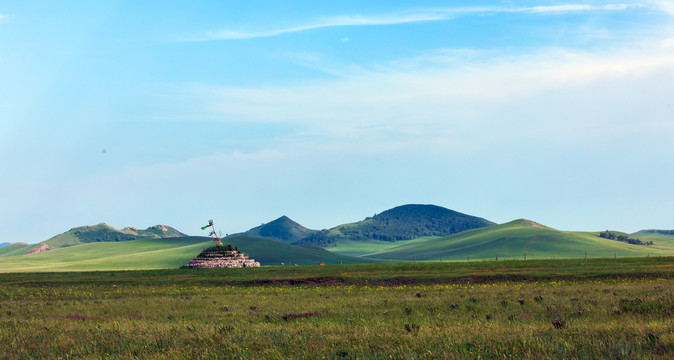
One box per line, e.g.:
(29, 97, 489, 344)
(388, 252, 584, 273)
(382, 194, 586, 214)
(0, 236, 373, 272)
(0, 257, 672, 359)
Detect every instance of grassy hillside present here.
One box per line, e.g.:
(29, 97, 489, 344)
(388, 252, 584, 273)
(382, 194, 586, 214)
(630, 233, 674, 252)
(0, 243, 32, 257)
(0, 235, 374, 272)
(325, 237, 437, 257)
(633, 229, 674, 237)
(297, 204, 494, 246)
(222, 236, 380, 266)
(0, 237, 210, 272)
(240, 216, 317, 244)
(368, 219, 673, 261)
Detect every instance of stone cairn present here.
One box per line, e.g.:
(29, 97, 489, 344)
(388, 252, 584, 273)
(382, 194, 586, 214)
(186, 249, 260, 269)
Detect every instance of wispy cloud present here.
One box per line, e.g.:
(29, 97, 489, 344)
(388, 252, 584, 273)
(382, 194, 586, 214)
(525, 4, 594, 13)
(158, 42, 674, 152)
(0, 14, 14, 23)
(648, 0, 674, 15)
(198, 13, 445, 41)
(189, 4, 634, 42)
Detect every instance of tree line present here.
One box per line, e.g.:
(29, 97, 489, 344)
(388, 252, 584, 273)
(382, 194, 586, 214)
(599, 231, 653, 246)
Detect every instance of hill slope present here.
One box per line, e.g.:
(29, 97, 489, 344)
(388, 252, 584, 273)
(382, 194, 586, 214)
(222, 236, 378, 266)
(0, 243, 32, 257)
(42, 223, 187, 249)
(368, 219, 672, 261)
(241, 216, 318, 244)
(296, 204, 495, 246)
(0, 235, 374, 272)
(633, 229, 674, 237)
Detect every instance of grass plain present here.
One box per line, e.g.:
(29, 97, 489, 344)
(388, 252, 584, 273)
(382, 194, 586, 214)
(0, 257, 673, 359)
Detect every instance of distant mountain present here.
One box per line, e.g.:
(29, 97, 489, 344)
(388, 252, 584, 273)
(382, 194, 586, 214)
(42, 223, 188, 249)
(336, 204, 495, 240)
(244, 204, 495, 247)
(241, 216, 318, 244)
(0, 242, 9, 248)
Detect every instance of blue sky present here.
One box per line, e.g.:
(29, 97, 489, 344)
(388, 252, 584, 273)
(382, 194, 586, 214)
(1, 1, 673, 243)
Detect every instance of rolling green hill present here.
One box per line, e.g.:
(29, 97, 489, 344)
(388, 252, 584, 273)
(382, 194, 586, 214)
(0, 237, 210, 272)
(366, 219, 673, 261)
(633, 229, 674, 237)
(293, 204, 495, 246)
(239, 216, 317, 244)
(42, 223, 187, 249)
(0, 235, 374, 272)
(324, 237, 438, 257)
(0, 243, 32, 257)
(629, 232, 674, 253)
(221, 236, 379, 266)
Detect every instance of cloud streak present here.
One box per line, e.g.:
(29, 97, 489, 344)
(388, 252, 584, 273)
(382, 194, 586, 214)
(648, 0, 674, 15)
(0, 14, 14, 23)
(190, 4, 635, 41)
(200, 13, 445, 41)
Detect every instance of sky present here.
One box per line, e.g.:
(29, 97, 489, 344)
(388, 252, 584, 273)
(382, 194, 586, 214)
(1, 1, 673, 243)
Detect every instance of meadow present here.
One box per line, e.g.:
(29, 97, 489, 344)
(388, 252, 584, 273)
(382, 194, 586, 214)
(0, 257, 673, 359)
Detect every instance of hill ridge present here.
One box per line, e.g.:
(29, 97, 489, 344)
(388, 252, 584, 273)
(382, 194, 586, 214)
(367, 218, 668, 261)
(241, 216, 317, 244)
(42, 223, 188, 249)
(239, 204, 495, 247)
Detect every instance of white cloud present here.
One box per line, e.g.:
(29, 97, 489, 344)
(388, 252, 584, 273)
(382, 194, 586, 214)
(188, 4, 634, 41)
(648, 0, 674, 15)
(525, 5, 594, 13)
(161, 43, 674, 154)
(196, 13, 444, 41)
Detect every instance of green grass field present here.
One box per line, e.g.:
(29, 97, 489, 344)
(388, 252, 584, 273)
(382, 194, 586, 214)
(0, 257, 672, 359)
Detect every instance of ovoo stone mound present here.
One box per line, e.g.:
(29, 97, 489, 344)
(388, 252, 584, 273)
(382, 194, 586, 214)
(186, 245, 260, 269)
